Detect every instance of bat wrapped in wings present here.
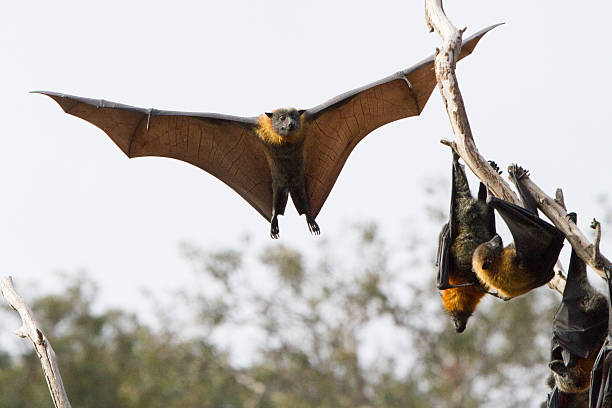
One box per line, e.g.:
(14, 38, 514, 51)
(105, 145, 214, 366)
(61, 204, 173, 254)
(589, 275, 612, 408)
(435, 148, 499, 332)
(549, 213, 608, 397)
(37, 24, 499, 238)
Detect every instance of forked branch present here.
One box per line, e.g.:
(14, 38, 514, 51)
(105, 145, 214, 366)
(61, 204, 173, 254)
(424, 0, 611, 288)
(1, 276, 72, 408)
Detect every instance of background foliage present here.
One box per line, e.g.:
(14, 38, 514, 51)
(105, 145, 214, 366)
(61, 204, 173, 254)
(4, 186, 590, 408)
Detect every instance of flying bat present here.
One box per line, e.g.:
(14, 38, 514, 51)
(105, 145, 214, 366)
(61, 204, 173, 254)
(36, 24, 499, 238)
(589, 275, 612, 408)
(549, 213, 608, 395)
(435, 148, 499, 332)
(472, 165, 565, 299)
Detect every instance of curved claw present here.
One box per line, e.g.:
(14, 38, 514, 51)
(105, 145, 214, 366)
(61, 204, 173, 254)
(306, 215, 320, 236)
(270, 217, 280, 239)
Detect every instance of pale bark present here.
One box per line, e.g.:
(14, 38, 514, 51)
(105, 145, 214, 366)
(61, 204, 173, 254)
(424, 0, 611, 291)
(1, 276, 72, 408)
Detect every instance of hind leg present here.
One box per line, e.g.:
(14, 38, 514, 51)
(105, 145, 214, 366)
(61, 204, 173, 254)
(270, 185, 288, 239)
(291, 185, 319, 236)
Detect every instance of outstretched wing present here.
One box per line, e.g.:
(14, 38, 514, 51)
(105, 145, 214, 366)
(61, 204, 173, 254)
(303, 24, 501, 217)
(36, 91, 273, 220)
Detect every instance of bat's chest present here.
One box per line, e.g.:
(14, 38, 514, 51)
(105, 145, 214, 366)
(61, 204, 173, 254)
(264, 142, 306, 185)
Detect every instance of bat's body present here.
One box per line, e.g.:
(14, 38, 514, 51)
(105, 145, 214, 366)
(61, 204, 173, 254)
(589, 278, 612, 407)
(37, 25, 498, 238)
(436, 150, 498, 332)
(472, 165, 565, 299)
(549, 213, 608, 395)
(255, 110, 318, 238)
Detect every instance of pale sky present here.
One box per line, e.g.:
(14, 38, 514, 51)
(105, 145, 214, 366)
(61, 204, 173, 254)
(2, 0, 612, 380)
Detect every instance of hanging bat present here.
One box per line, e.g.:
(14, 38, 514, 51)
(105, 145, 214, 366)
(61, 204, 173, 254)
(472, 165, 565, 299)
(589, 276, 612, 408)
(435, 148, 499, 332)
(35, 24, 499, 238)
(550, 213, 608, 395)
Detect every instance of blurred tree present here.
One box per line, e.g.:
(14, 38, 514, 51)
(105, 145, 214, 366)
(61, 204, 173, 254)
(0, 277, 254, 408)
(1, 183, 573, 407)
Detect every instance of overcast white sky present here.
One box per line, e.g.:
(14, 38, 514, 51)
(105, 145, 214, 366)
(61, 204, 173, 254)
(2, 0, 611, 353)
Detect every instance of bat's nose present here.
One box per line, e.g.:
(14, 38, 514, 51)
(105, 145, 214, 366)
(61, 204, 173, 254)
(288, 123, 296, 131)
(454, 320, 466, 333)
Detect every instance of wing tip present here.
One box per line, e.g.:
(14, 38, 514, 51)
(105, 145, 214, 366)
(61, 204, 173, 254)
(461, 22, 504, 52)
(31, 90, 62, 97)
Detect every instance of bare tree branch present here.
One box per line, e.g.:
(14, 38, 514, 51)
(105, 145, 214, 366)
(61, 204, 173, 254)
(424, 0, 518, 205)
(1, 276, 72, 408)
(519, 179, 612, 279)
(424, 0, 611, 288)
(423, 1, 571, 293)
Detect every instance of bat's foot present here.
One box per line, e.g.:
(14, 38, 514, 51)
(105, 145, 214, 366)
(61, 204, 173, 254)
(270, 217, 280, 239)
(488, 160, 502, 175)
(509, 163, 529, 180)
(306, 215, 320, 236)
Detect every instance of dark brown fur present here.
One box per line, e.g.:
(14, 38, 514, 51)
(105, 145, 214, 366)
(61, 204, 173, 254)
(438, 152, 497, 332)
(257, 109, 319, 238)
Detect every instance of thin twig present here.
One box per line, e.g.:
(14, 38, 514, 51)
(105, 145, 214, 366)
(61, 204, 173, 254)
(1, 276, 72, 408)
(555, 188, 566, 211)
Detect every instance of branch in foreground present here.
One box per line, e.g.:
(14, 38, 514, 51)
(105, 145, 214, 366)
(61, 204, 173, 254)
(424, 1, 569, 293)
(519, 178, 612, 279)
(1, 276, 72, 408)
(425, 1, 610, 287)
(424, 1, 516, 205)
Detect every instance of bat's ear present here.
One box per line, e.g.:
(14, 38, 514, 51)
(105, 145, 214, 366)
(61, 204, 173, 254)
(481, 260, 491, 270)
(265, 112, 274, 118)
(298, 109, 306, 116)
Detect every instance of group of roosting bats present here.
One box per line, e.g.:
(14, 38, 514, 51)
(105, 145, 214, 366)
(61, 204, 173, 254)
(35, 22, 611, 408)
(439, 152, 612, 407)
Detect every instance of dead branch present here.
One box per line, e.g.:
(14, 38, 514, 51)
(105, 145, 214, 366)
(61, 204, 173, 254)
(1, 276, 72, 408)
(424, 1, 611, 288)
(424, 0, 518, 205)
(519, 179, 612, 279)
(424, 1, 569, 293)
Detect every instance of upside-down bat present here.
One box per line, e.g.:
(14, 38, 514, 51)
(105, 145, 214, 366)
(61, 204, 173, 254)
(550, 213, 608, 396)
(472, 165, 565, 299)
(36, 24, 499, 238)
(435, 149, 499, 332)
(589, 276, 612, 408)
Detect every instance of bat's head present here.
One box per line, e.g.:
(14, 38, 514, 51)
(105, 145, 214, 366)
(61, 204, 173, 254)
(473, 234, 503, 271)
(441, 285, 485, 334)
(265, 108, 306, 137)
(450, 310, 470, 333)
